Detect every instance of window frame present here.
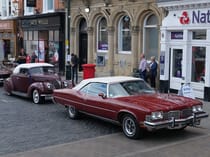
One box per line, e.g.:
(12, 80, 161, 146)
(143, 14, 158, 59)
(43, 0, 54, 13)
(24, 0, 34, 15)
(118, 15, 131, 54)
(97, 17, 108, 53)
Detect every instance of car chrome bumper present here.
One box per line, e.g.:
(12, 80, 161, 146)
(144, 112, 209, 130)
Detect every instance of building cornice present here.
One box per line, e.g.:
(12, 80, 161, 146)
(158, 0, 210, 11)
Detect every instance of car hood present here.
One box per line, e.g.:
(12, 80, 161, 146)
(115, 93, 201, 112)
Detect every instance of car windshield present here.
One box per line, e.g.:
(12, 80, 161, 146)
(108, 80, 155, 98)
(30, 66, 55, 75)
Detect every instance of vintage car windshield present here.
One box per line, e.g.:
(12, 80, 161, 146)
(108, 80, 155, 98)
(30, 66, 55, 75)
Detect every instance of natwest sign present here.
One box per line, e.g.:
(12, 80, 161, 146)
(180, 10, 210, 25)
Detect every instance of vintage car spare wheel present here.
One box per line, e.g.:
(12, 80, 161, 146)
(32, 89, 44, 104)
(122, 114, 141, 139)
(67, 106, 79, 119)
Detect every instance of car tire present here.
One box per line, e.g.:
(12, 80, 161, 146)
(32, 89, 44, 104)
(67, 106, 79, 119)
(122, 114, 142, 139)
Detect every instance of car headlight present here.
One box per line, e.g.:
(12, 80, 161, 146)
(46, 82, 52, 89)
(151, 111, 163, 120)
(192, 105, 203, 113)
(63, 81, 68, 87)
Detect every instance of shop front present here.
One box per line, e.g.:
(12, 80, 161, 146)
(20, 12, 65, 73)
(159, 2, 210, 101)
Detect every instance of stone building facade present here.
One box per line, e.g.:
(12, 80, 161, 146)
(69, 0, 165, 77)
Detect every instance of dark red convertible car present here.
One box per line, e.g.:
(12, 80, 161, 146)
(53, 76, 208, 139)
(4, 63, 69, 104)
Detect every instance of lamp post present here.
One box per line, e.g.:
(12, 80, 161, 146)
(65, 0, 71, 80)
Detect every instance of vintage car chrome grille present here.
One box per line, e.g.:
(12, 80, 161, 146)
(181, 108, 192, 118)
(163, 109, 192, 120)
(168, 111, 181, 119)
(145, 108, 193, 122)
(52, 80, 61, 89)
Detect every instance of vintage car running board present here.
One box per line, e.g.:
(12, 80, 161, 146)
(12, 91, 28, 97)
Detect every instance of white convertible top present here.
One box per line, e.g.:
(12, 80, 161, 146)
(73, 76, 141, 90)
(13, 63, 54, 74)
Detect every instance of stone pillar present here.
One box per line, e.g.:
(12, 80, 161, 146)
(70, 27, 76, 55)
(108, 26, 115, 75)
(131, 26, 140, 69)
(87, 27, 93, 63)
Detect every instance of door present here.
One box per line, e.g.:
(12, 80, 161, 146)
(79, 82, 116, 119)
(12, 68, 31, 93)
(79, 18, 88, 71)
(170, 48, 183, 79)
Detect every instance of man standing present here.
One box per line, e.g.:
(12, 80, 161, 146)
(17, 48, 26, 64)
(149, 56, 158, 88)
(71, 53, 78, 85)
(138, 54, 147, 81)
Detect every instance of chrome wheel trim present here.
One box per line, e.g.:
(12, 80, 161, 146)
(123, 117, 136, 136)
(33, 89, 40, 104)
(68, 106, 76, 118)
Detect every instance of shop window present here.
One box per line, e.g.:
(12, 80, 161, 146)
(97, 17, 108, 52)
(118, 15, 131, 53)
(43, 0, 54, 13)
(192, 30, 206, 40)
(34, 31, 38, 40)
(143, 14, 158, 59)
(191, 46, 206, 83)
(172, 49, 182, 78)
(54, 31, 59, 42)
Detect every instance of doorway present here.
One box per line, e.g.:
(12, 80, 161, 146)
(79, 18, 88, 71)
(3, 40, 10, 60)
(171, 48, 183, 79)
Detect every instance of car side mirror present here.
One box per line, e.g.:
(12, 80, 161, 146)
(98, 93, 107, 99)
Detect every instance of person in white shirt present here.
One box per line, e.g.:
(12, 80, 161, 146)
(138, 53, 147, 81)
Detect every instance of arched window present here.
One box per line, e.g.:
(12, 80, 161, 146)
(97, 17, 108, 52)
(118, 15, 131, 53)
(143, 14, 158, 59)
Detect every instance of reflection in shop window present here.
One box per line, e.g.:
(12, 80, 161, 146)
(191, 46, 205, 83)
(172, 49, 182, 78)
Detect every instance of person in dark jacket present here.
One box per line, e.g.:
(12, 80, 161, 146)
(17, 48, 27, 64)
(149, 56, 158, 88)
(71, 53, 78, 85)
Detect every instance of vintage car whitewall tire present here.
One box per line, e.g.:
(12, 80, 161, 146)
(122, 114, 142, 139)
(67, 106, 79, 119)
(32, 89, 44, 104)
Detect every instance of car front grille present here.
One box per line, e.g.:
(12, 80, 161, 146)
(52, 80, 61, 89)
(146, 108, 193, 122)
(163, 109, 192, 120)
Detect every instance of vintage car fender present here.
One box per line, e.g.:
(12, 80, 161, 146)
(3, 78, 14, 94)
(27, 82, 46, 98)
(117, 109, 139, 122)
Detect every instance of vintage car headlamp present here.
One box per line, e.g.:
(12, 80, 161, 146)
(63, 81, 68, 87)
(46, 82, 52, 89)
(192, 105, 203, 113)
(151, 111, 163, 120)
